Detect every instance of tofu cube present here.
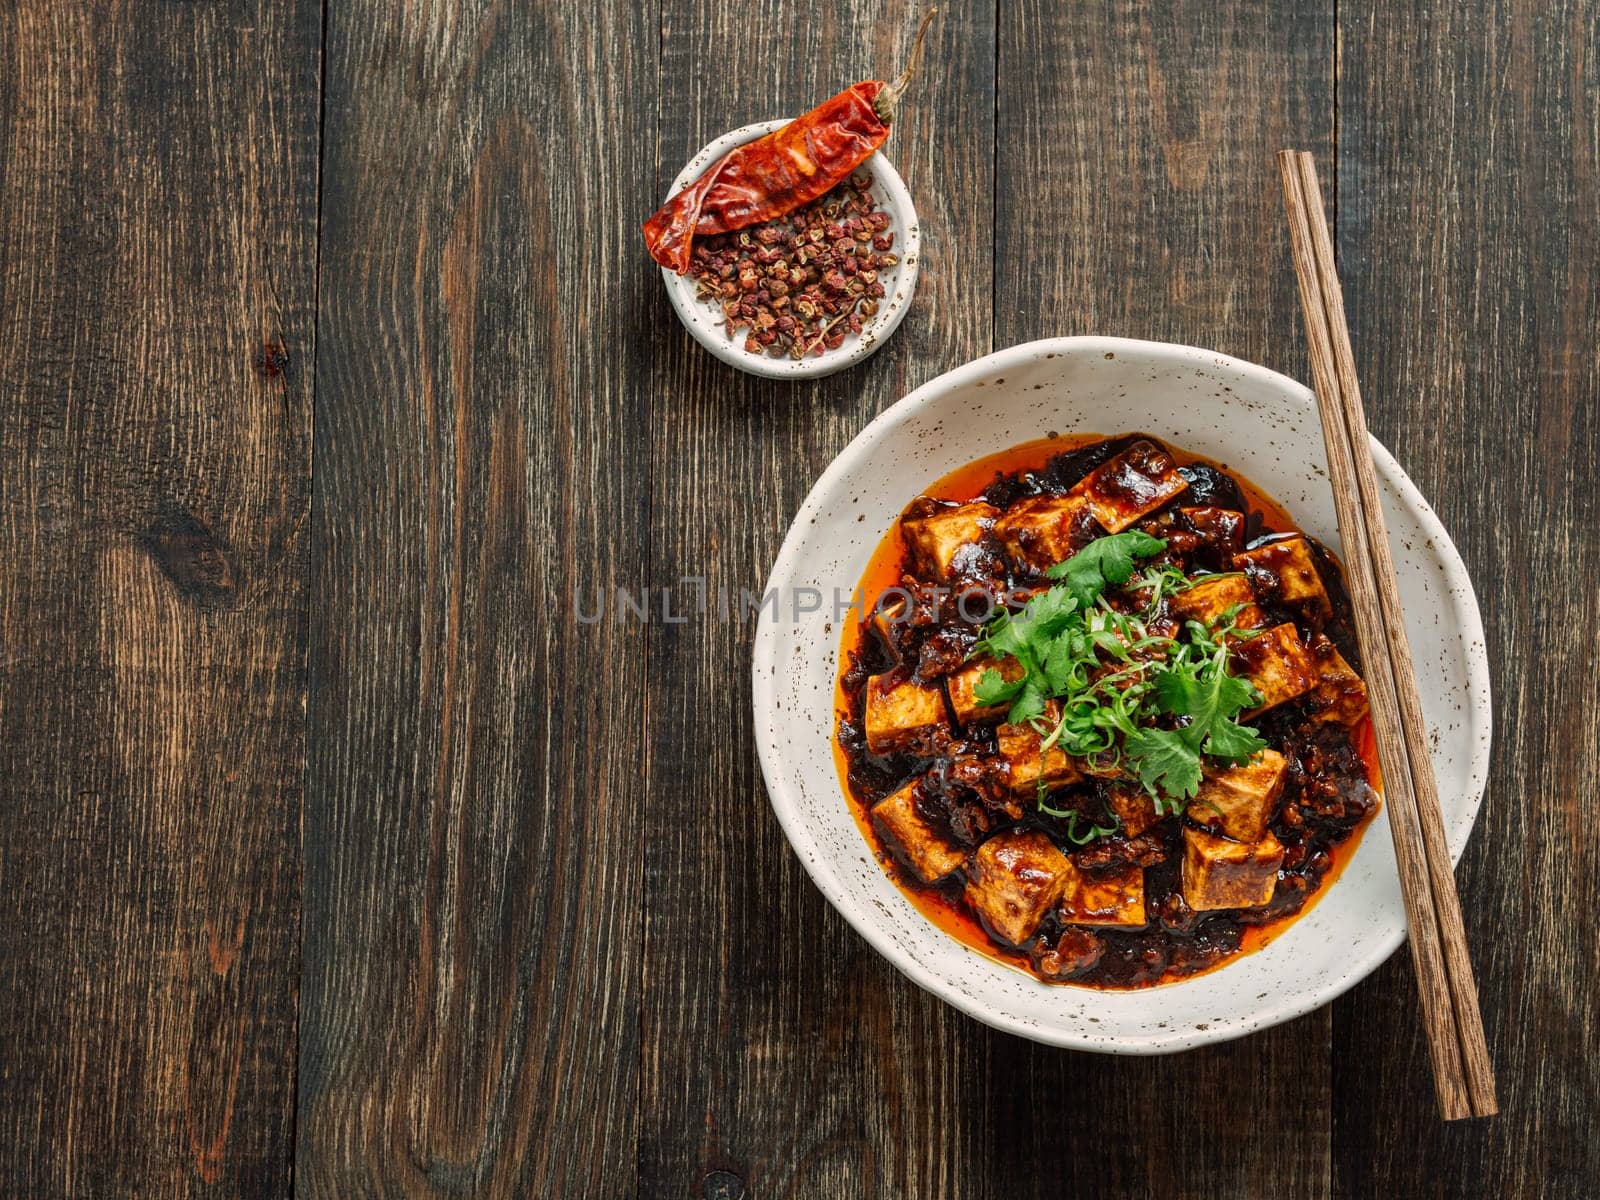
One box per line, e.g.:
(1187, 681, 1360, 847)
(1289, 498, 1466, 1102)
(1182, 827, 1285, 911)
(946, 656, 1022, 726)
(1188, 749, 1288, 843)
(1168, 572, 1268, 631)
(993, 493, 1094, 574)
(1231, 623, 1319, 715)
(996, 702, 1083, 795)
(1304, 638, 1369, 726)
(1069, 439, 1189, 533)
(871, 780, 966, 882)
(964, 831, 1072, 944)
(1233, 536, 1334, 623)
(1059, 859, 1147, 927)
(1106, 781, 1162, 837)
(864, 674, 948, 753)
(900, 500, 1000, 580)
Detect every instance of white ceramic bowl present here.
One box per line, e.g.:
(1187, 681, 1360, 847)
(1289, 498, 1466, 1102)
(660, 119, 921, 380)
(752, 336, 1491, 1053)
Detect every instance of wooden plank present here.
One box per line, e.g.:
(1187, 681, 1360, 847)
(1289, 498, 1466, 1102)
(1333, 2, 1600, 1192)
(641, 3, 996, 1196)
(0, 1, 320, 1195)
(989, 4, 1336, 1198)
(295, 1, 653, 1194)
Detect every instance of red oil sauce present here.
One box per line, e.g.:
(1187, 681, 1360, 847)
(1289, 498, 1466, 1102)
(832, 434, 1383, 987)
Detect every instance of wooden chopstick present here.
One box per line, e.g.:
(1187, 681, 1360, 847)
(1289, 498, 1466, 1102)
(1277, 151, 1468, 1118)
(1278, 149, 1497, 1120)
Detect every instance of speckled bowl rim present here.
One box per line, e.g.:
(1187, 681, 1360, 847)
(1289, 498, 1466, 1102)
(659, 119, 920, 380)
(752, 335, 1492, 1054)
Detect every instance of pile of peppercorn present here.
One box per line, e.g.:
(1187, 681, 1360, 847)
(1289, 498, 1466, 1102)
(686, 173, 899, 359)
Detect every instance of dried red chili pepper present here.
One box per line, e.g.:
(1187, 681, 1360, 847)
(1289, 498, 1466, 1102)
(643, 10, 936, 274)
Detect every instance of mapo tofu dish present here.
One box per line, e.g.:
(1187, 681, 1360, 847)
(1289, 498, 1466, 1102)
(836, 435, 1380, 988)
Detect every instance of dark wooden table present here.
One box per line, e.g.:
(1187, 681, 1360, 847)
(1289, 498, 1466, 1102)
(2, 2, 1595, 1196)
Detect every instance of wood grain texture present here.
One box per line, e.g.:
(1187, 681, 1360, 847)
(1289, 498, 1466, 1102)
(1333, 0, 1600, 1191)
(296, 1, 652, 1194)
(641, 3, 996, 1197)
(990, 3, 1337, 1197)
(0, 1, 320, 1196)
(0, 1, 1595, 1195)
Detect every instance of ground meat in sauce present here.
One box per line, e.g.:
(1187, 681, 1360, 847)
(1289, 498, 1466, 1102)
(837, 434, 1379, 989)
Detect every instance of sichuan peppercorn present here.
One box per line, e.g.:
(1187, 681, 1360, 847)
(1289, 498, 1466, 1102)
(687, 174, 898, 359)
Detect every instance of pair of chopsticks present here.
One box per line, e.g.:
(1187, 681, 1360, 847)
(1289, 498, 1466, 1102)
(1278, 150, 1496, 1120)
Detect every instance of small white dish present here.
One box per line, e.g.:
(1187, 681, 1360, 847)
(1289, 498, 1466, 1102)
(751, 336, 1492, 1053)
(659, 119, 921, 380)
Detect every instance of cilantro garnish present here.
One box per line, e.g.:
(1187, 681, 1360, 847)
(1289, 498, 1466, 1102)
(967, 529, 1267, 821)
(1121, 727, 1205, 805)
(1152, 646, 1267, 763)
(1046, 529, 1168, 608)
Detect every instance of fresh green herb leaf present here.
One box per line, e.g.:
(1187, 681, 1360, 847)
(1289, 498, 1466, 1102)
(1202, 714, 1268, 763)
(1143, 643, 1267, 781)
(1007, 679, 1048, 726)
(1154, 649, 1250, 725)
(1122, 726, 1205, 800)
(1152, 665, 1198, 716)
(971, 588, 1078, 665)
(970, 532, 1268, 812)
(1046, 530, 1167, 608)
(1041, 628, 1094, 694)
(970, 610, 1027, 663)
(972, 666, 1024, 706)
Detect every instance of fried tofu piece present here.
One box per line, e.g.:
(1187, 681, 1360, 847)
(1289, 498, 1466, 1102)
(1187, 750, 1288, 843)
(1304, 637, 1369, 726)
(1234, 536, 1334, 624)
(993, 493, 1094, 574)
(1232, 623, 1319, 715)
(864, 674, 948, 753)
(996, 702, 1083, 795)
(1069, 439, 1189, 533)
(965, 830, 1072, 944)
(1105, 781, 1162, 837)
(1059, 860, 1147, 927)
(1169, 572, 1269, 631)
(871, 780, 966, 882)
(1182, 827, 1285, 911)
(900, 500, 1000, 580)
(946, 656, 1022, 726)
